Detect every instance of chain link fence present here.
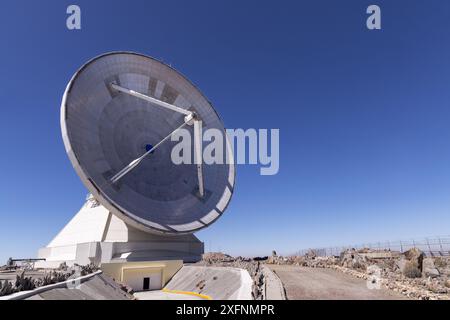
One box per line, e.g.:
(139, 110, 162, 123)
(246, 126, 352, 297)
(294, 235, 450, 257)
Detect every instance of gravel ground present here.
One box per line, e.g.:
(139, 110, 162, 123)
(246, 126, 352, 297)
(269, 265, 407, 300)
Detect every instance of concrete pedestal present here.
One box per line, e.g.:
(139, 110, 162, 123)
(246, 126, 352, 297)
(36, 196, 204, 269)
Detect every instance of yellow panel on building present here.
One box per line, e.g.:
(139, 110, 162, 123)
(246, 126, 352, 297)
(101, 260, 183, 292)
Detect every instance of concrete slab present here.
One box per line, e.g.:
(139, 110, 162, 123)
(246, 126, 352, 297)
(164, 266, 253, 300)
(262, 265, 286, 300)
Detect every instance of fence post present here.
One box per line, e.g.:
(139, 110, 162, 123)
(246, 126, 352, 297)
(426, 238, 432, 257)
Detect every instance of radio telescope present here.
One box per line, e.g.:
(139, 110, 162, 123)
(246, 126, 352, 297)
(38, 52, 235, 270)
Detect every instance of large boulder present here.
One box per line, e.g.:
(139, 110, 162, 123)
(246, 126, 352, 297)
(445, 279, 450, 288)
(433, 257, 450, 276)
(402, 260, 422, 278)
(308, 256, 338, 268)
(403, 248, 425, 272)
(293, 256, 308, 266)
(266, 255, 286, 265)
(397, 248, 425, 278)
(340, 249, 368, 270)
(422, 258, 440, 278)
(396, 257, 407, 273)
(305, 250, 317, 259)
(266, 250, 279, 264)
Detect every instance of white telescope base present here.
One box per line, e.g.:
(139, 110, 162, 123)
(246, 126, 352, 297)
(36, 196, 204, 269)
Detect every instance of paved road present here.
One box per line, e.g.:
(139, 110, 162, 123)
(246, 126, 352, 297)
(268, 265, 406, 300)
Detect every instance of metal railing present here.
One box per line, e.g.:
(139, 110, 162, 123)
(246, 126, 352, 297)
(294, 236, 450, 257)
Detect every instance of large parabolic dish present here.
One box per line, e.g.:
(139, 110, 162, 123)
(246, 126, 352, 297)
(61, 52, 235, 235)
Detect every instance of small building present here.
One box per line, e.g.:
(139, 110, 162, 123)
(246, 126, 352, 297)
(101, 260, 182, 291)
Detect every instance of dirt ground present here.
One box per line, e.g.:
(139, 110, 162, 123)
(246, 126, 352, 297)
(268, 265, 407, 300)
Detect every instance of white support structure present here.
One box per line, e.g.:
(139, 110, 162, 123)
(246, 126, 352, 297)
(110, 121, 189, 184)
(110, 83, 192, 116)
(194, 119, 204, 197)
(36, 196, 204, 269)
(110, 82, 205, 197)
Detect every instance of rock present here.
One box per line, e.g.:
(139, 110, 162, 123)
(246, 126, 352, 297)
(305, 250, 317, 259)
(58, 262, 68, 271)
(340, 249, 367, 270)
(427, 281, 447, 294)
(422, 258, 440, 278)
(202, 252, 234, 264)
(402, 261, 422, 278)
(252, 285, 260, 300)
(0, 280, 15, 297)
(445, 279, 450, 288)
(266, 255, 281, 264)
(396, 257, 407, 273)
(433, 257, 450, 276)
(398, 248, 425, 278)
(403, 248, 425, 272)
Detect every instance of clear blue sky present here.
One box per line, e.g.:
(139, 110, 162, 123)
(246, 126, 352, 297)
(1, 1, 450, 262)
